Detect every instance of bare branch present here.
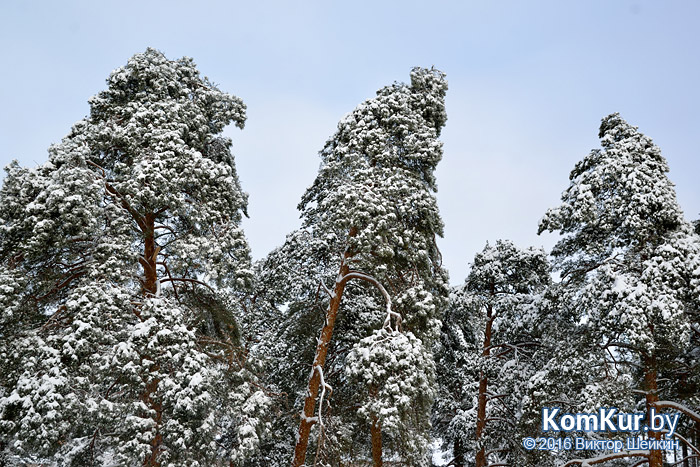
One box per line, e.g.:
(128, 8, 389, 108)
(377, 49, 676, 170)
(159, 277, 215, 293)
(156, 261, 181, 305)
(338, 271, 401, 331)
(35, 270, 87, 301)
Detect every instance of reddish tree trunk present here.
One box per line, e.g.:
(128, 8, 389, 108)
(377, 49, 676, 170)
(141, 212, 158, 296)
(644, 356, 663, 467)
(139, 212, 162, 466)
(475, 300, 494, 467)
(292, 229, 356, 466)
(371, 414, 383, 467)
(142, 375, 163, 466)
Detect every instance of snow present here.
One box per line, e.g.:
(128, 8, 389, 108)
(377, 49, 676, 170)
(612, 275, 627, 293)
(189, 372, 203, 387)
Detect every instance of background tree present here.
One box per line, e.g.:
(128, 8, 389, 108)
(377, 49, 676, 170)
(538, 113, 700, 467)
(0, 48, 269, 466)
(434, 240, 551, 467)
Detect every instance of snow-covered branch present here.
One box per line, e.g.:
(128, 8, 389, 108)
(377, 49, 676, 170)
(691, 323, 700, 337)
(159, 277, 215, 293)
(338, 271, 402, 331)
(315, 365, 333, 429)
(652, 401, 700, 424)
(484, 417, 514, 426)
(485, 393, 509, 401)
(670, 455, 700, 466)
(630, 460, 649, 467)
(671, 432, 700, 457)
(319, 280, 334, 298)
(562, 451, 649, 467)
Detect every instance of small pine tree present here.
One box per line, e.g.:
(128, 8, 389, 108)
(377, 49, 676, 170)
(434, 240, 551, 467)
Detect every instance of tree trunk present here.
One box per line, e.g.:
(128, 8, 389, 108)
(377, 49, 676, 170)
(371, 414, 383, 467)
(695, 421, 700, 467)
(475, 301, 494, 467)
(644, 355, 663, 467)
(475, 375, 488, 467)
(453, 437, 465, 467)
(292, 229, 356, 466)
(140, 212, 162, 466)
(141, 212, 158, 296)
(142, 376, 162, 467)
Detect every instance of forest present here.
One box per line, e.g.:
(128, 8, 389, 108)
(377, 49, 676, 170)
(0, 48, 699, 467)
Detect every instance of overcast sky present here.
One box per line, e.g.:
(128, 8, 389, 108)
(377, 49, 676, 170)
(1, 1, 699, 284)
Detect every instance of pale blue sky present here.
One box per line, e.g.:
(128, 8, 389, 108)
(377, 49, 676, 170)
(1, 1, 699, 283)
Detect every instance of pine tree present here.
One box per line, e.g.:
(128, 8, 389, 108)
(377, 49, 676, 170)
(0, 48, 269, 466)
(434, 240, 551, 467)
(242, 229, 342, 466)
(257, 67, 450, 466)
(519, 291, 634, 467)
(538, 113, 700, 467)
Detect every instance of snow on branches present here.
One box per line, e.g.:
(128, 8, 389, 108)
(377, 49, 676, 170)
(0, 48, 266, 466)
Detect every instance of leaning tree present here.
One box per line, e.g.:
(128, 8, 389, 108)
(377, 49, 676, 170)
(277, 67, 450, 466)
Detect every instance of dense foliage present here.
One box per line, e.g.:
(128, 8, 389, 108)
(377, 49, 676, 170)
(1, 50, 698, 467)
(252, 67, 449, 466)
(0, 49, 268, 466)
(434, 240, 552, 467)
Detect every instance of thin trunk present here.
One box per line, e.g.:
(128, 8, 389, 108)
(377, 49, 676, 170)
(368, 384, 383, 467)
(644, 355, 663, 467)
(292, 229, 356, 467)
(474, 376, 488, 467)
(371, 414, 383, 467)
(682, 441, 688, 467)
(475, 299, 494, 467)
(453, 437, 465, 467)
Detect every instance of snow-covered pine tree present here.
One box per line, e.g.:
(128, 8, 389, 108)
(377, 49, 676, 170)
(241, 229, 343, 466)
(434, 240, 551, 467)
(274, 67, 450, 466)
(538, 113, 700, 467)
(0, 48, 270, 466)
(519, 286, 634, 467)
(432, 286, 479, 467)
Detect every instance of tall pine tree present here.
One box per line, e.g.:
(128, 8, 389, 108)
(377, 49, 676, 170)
(0, 49, 269, 466)
(254, 67, 450, 466)
(539, 113, 700, 467)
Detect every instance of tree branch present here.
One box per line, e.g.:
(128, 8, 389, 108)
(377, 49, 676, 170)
(159, 277, 215, 293)
(652, 401, 700, 424)
(339, 271, 401, 331)
(562, 451, 649, 466)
